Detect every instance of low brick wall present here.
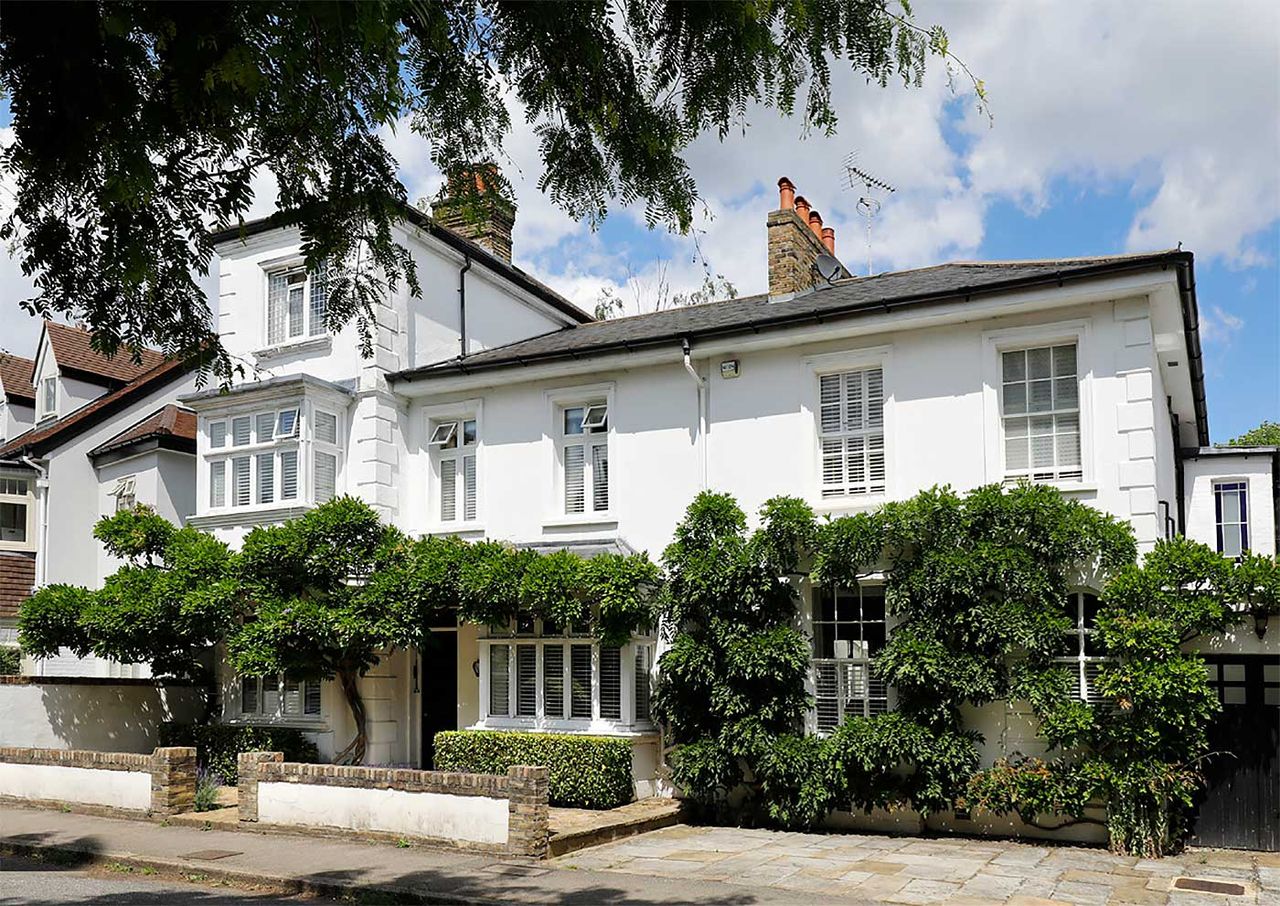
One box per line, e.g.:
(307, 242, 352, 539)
(239, 753, 550, 857)
(0, 745, 196, 817)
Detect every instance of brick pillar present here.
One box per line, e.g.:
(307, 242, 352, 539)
(237, 751, 283, 822)
(506, 765, 550, 859)
(150, 747, 197, 816)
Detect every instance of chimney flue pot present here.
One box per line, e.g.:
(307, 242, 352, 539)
(793, 195, 811, 222)
(808, 209, 824, 238)
(777, 177, 796, 211)
(822, 227, 836, 254)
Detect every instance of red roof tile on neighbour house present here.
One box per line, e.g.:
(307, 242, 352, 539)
(0, 353, 36, 403)
(88, 404, 197, 460)
(44, 321, 167, 386)
(0, 357, 193, 459)
(0, 553, 35, 621)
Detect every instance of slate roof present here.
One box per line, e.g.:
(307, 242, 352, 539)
(0, 553, 35, 621)
(391, 251, 1193, 380)
(0, 354, 36, 403)
(0, 357, 193, 459)
(209, 203, 594, 326)
(88, 404, 197, 461)
(44, 321, 168, 387)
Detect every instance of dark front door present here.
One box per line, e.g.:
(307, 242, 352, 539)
(1190, 655, 1280, 851)
(420, 630, 458, 769)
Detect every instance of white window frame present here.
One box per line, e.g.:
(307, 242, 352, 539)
(1212, 479, 1250, 557)
(982, 322, 1093, 488)
(421, 399, 484, 532)
(1055, 590, 1111, 704)
(810, 582, 890, 734)
(0, 471, 36, 552)
(39, 375, 57, 420)
(263, 261, 330, 348)
(236, 673, 324, 725)
(545, 384, 614, 523)
(477, 618, 655, 733)
(201, 399, 342, 516)
(804, 347, 893, 510)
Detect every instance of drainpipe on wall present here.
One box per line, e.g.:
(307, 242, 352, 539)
(458, 255, 472, 359)
(18, 455, 48, 589)
(681, 339, 708, 490)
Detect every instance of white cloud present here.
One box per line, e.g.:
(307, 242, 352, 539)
(1199, 304, 1245, 346)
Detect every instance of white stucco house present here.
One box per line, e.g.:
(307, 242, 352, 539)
(0, 323, 199, 674)
(186, 173, 1276, 824)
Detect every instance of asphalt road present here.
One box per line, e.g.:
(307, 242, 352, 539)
(0, 856, 320, 905)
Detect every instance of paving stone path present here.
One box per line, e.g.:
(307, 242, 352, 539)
(553, 824, 1280, 904)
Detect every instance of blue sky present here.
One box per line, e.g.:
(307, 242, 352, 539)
(2, 1, 1277, 442)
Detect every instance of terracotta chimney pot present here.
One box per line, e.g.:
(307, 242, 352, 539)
(821, 226, 836, 254)
(777, 177, 796, 210)
(808, 209, 824, 237)
(793, 195, 811, 222)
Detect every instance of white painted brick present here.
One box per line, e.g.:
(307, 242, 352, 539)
(1129, 487, 1158, 515)
(1125, 370, 1153, 403)
(1118, 459, 1156, 488)
(1123, 318, 1152, 347)
(1127, 430, 1156, 460)
(1116, 402, 1154, 432)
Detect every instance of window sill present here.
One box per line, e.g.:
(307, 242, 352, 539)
(188, 504, 312, 528)
(541, 513, 618, 530)
(253, 335, 332, 362)
(813, 495, 888, 516)
(1004, 478, 1098, 495)
(472, 718, 658, 738)
(0, 543, 36, 554)
(224, 717, 329, 732)
(424, 522, 486, 538)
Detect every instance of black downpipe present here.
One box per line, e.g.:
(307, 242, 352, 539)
(458, 255, 472, 358)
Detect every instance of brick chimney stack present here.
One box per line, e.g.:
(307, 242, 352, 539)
(767, 176, 840, 298)
(431, 164, 517, 263)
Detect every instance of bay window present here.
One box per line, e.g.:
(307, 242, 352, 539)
(266, 265, 328, 345)
(481, 618, 654, 729)
(428, 416, 478, 523)
(205, 404, 340, 511)
(239, 674, 322, 720)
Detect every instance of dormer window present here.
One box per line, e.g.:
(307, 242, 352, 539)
(39, 376, 56, 419)
(266, 266, 328, 345)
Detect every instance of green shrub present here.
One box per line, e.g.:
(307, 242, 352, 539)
(0, 647, 20, 676)
(434, 730, 633, 809)
(158, 723, 320, 785)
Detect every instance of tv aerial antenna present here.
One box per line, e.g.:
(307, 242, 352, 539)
(842, 153, 896, 277)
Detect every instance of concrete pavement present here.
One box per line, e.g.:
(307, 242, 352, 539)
(0, 805, 866, 904)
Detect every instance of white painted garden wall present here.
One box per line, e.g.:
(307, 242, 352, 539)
(0, 677, 206, 752)
(0, 761, 151, 810)
(257, 781, 509, 845)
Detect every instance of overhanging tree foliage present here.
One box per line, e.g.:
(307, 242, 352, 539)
(0, 1, 983, 378)
(19, 498, 659, 764)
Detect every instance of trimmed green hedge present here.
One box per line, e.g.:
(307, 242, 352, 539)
(158, 723, 320, 785)
(434, 730, 634, 810)
(0, 647, 20, 676)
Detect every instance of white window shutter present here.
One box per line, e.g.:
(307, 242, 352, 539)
(516, 644, 537, 716)
(440, 459, 457, 521)
(463, 454, 477, 521)
(564, 445, 585, 513)
(314, 452, 336, 503)
(210, 461, 226, 508)
(570, 644, 592, 717)
(256, 453, 274, 504)
(591, 443, 609, 511)
(543, 644, 565, 718)
(232, 457, 251, 506)
(280, 450, 298, 500)
(600, 647, 622, 719)
(489, 645, 510, 717)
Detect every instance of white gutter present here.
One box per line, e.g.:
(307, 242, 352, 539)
(681, 339, 708, 490)
(19, 455, 49, 588)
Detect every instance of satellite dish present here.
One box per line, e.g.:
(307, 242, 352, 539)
(815, 253, 842, 283)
